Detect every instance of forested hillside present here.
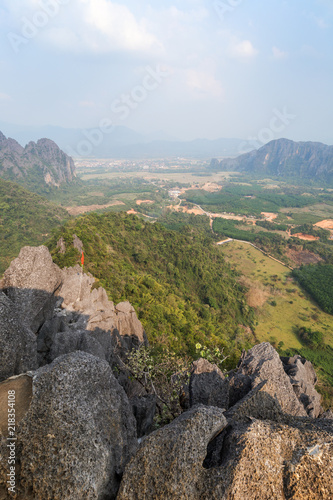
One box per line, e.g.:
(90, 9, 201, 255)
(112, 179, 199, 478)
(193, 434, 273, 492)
(0, 178, 68, 273)
(48, 212, 255, 365)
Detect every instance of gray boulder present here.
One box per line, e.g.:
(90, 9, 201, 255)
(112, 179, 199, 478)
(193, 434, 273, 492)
(229, 343, 307, 417)
(0, 246, 62, 333)
(118, 404, 333, 500)
(281, 354, 323, 418)
(0, 292, 37, 382)
(189, 358, 229, 409)
(48, 329, 108, 363)
(0, 352, 137, 499)
(117, 405, 227, 500)
(203, 417, 333, 500)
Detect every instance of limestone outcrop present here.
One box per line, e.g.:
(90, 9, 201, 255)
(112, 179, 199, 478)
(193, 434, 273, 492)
(0, 246, 62, 333)
(281, 354, 324, 417)
(0, 246, 147, 369)
(229, 342, 308, 417)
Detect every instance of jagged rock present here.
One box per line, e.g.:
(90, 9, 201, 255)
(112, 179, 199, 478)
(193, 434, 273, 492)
(114, 301, 148, 352)
(281, 354, 323, 417)
(57, 265, 97, 312)
(0, 246, 62, 333)
(203, 418, 333, 500)
(0, 292, 37, 381)
(0, 352, 137, 500)
(117, 405, 227, 500)
(56, 266, 117, 338)
(73, 234, 83, 254)
(189, 358, 229, 409)
(56, 237, 66, 254)
(1, 246, 147, 368)
(229, 343, 307, 417)
(131, 395, 157, 438)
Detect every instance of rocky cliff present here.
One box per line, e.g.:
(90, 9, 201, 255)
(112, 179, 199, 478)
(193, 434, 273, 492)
(211, 138, 333, 183)
(0, 131, 76, 190)
(0, 246, 332, 499)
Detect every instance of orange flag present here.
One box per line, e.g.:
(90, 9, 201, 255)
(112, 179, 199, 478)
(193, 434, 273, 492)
(81, 252, 84, 266)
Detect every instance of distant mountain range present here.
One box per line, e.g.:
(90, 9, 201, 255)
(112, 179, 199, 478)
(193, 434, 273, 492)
(0, 131, 75, 192)
(211, 138, 333, 184)
(0, 122, 244, 159)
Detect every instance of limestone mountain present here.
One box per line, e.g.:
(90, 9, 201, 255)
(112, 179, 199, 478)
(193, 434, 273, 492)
(211, 138, 333, 184)
(0, 131, 76, 192)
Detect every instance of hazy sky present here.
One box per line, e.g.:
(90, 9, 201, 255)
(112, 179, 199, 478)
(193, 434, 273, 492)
(0, 0, 332, 142)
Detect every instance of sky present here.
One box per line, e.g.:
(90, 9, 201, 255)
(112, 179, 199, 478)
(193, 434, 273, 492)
(0, 0, 332, 143)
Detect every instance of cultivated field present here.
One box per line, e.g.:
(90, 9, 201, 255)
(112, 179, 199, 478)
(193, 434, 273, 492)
(219, 241, 333, 349)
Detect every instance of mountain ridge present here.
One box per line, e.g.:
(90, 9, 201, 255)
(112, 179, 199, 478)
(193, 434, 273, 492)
(211, 138, 333, 183)
(0, 131, 76, 192)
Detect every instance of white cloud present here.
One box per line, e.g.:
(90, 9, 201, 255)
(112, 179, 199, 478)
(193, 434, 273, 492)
(272, 46, 288, 59)
(4, 0, 162, 55)
(228, 39, 258, 59)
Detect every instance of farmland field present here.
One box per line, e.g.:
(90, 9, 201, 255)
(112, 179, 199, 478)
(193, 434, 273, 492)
(219, 241, 333, 349)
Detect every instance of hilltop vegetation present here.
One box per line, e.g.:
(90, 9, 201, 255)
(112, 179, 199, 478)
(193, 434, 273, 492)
(0, 178, 68, 273)
(48, 212, 255, 366)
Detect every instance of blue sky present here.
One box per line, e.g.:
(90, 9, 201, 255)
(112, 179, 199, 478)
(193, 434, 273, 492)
(0, 0, 332, 143)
